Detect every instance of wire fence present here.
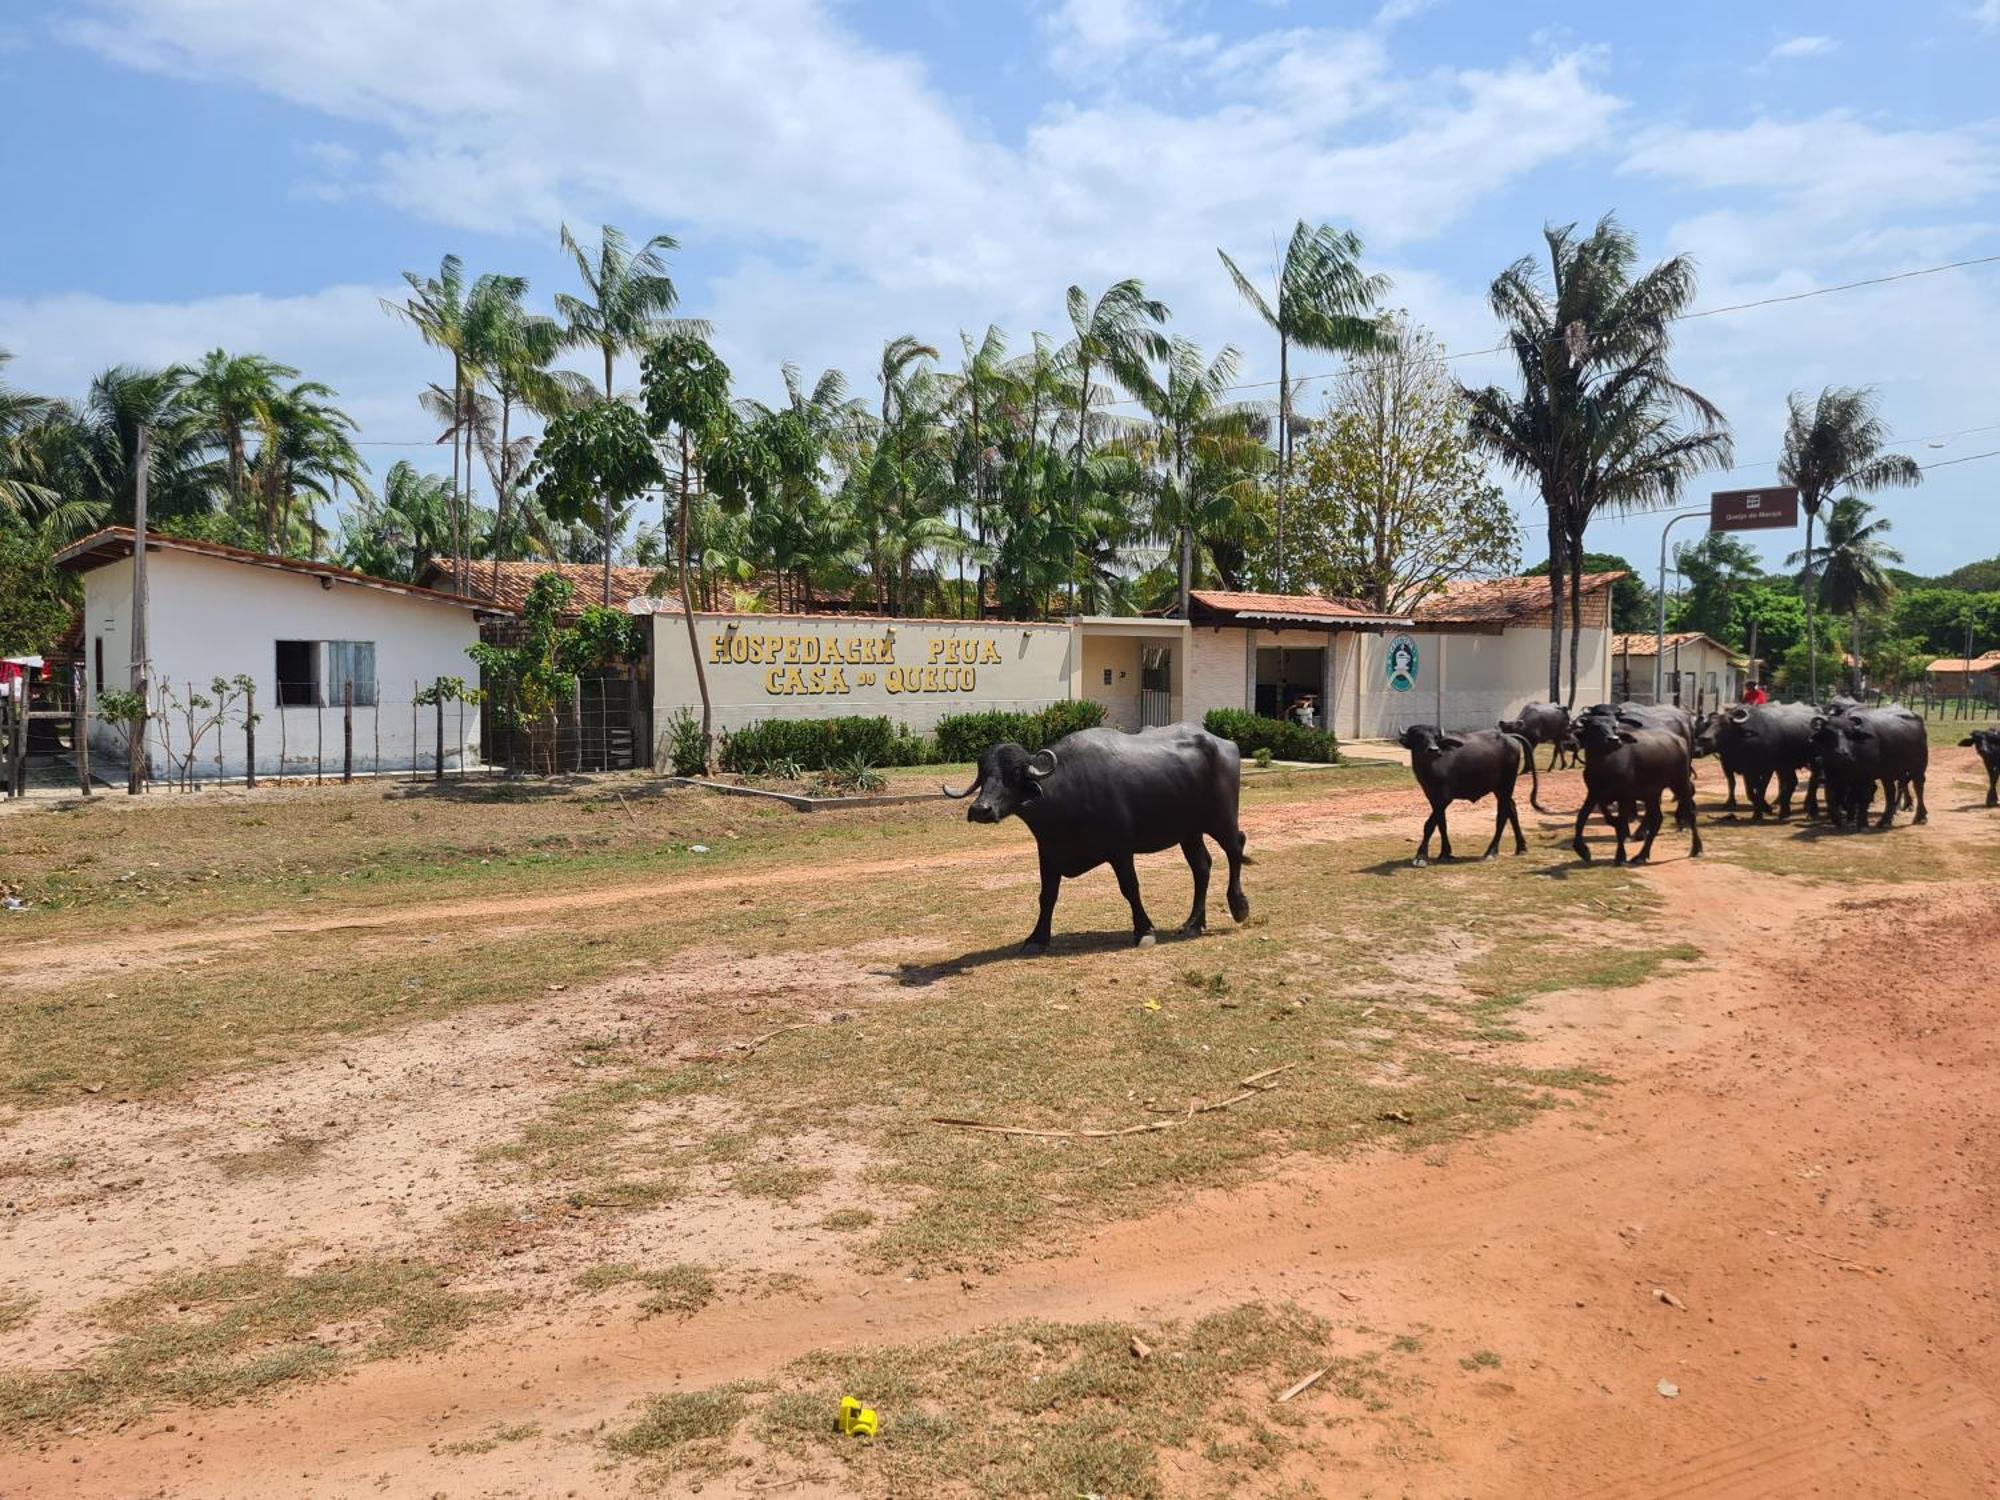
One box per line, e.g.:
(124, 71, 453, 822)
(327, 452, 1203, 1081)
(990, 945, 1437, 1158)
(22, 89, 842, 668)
(4, 670, 648, 797)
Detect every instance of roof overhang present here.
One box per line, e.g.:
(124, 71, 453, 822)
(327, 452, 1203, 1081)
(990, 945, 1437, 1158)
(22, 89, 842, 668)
(54, 529, 514, 615)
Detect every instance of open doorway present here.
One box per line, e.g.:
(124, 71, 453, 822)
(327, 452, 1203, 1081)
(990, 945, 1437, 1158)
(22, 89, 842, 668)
(1254, 646, 1325, 727)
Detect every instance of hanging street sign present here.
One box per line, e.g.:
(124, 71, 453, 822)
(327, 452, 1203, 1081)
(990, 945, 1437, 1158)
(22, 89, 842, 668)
(1709, 485, 1800, 531)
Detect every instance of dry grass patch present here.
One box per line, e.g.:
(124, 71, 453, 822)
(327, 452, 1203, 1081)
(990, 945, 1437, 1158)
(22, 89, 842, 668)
(606, 1302, 1414, 1497)
(481, 836, 1658, 1272)
(0, 1253, 481, 1438)
(574, 1262, 717, 1317)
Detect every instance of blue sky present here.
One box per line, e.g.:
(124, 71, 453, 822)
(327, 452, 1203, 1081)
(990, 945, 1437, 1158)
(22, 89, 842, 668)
(4, 0, 1998, 576)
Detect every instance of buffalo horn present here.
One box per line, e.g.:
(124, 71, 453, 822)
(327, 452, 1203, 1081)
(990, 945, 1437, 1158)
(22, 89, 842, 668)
(940, 771, 982, 799)
(1025, 748, 1059, 779)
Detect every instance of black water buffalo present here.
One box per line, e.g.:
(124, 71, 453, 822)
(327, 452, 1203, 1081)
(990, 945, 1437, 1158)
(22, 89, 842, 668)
(1497, 702, 1573, 770)
(1398, 725, 1538, 865)
(1581, 700, 1697, 751)
(1964, 729, 2000, 807)
(1808, 707, 1929, 830)
(1694, 703, 1820, 821)
(945, 724, 1248, 953)
(1570, 714, 1702, 864)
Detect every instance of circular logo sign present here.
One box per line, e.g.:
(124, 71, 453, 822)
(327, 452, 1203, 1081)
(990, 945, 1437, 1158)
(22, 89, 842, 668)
(1385, 634, 1419, 693)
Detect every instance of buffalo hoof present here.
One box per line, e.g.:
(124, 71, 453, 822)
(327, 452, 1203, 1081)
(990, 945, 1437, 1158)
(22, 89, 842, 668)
(1482, 851, 1499, 862)
(1227, 893, 1249, 922)
(1135, 932, 1156, 949)
(1179, 921, 1205, 938)
(1410, 856, 1429, 868)
(1021, 939, 1048, 957)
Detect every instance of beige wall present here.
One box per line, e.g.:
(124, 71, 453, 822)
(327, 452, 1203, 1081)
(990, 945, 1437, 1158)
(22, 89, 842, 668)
(652, 613, 1075, 738)
(1076, 629, 1186, 730)
(1614, 640, 1740, 709)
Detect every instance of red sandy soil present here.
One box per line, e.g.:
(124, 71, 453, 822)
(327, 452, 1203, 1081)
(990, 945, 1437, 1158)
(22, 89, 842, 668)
(5, 750, 2000, 1498)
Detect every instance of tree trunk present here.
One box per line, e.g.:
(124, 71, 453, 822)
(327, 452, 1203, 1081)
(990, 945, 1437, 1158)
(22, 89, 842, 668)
(1276, 332, 1289, 592)
(449, 355, 464, 593)
(602, 502, 615, 606)
(492, 390, 512, 597)
(1566, 537, 1586, 711)
(1803, 505, 1819, 702)
(1545, 512, 1566, 703)
(1851, 609, 1863, 694)
(676, 429, 713, 771)
(1071, 362, 1090, 616)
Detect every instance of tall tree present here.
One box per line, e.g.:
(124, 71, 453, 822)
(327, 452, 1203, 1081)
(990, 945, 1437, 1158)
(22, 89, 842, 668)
(1292, 319, 1518, 615)
(1777, 386, 1921, 699)
(383, 257, 485, 586)
(467, 278, 576, 584)
(556, 223, 693, 400)
(247, 380, 370, 556)
(1063, 280, 1171, 611)
(1669, 531, 1762, 644)
(338, 460, 457, 581)
(1218, 221, 1391, 589)
(1124, 339, 1265, 614)
(189, 350, 296, 525)
(1789, 493, 1904, 692)
(643, 330, 737, 762)
(1463, 215, 1730, 705)
(529, 399, 662, 606)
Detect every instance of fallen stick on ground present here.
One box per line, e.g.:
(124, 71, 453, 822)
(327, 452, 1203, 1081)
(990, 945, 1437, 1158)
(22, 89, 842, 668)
(736, 1022, 815, 1053)
(932, 1076, 1289, 1139)
(1276, 1365, 1330, 1403)
(1238, 1063, 1296, 1088)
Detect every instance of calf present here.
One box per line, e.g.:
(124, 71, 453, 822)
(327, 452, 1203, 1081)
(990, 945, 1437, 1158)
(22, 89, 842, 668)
(1497, 702, 1573, 770)
(1961, 729, 2000, 808)
(1809, 708, 1929, 830)
(1398, 725, 1537, 866)
(1570, 714, 1702, 864)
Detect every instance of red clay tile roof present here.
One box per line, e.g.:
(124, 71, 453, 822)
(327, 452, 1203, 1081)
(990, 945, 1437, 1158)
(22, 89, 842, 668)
(53, 528, 508, 613)
(1926, 650, 2000, 674)
(1186, 590, 1414, 626)
(1610, 631, 1744, 660)
(1415, 571, 1625, 625)
(419, 558, 679, 614)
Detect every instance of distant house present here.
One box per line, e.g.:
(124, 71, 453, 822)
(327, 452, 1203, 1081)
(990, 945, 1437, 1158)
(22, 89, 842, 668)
(417, 558, 679, 619)
(1926, 649, 2000, 696)
(55, 528, 503, 781)
(1609, 632, 1747, 709)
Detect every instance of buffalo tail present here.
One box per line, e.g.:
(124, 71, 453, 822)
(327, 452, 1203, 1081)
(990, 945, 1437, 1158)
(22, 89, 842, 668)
(1501, 732, 1544, 813)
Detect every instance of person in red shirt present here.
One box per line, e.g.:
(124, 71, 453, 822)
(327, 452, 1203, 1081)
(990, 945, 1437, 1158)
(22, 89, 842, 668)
(1742, 680, 1768, 706)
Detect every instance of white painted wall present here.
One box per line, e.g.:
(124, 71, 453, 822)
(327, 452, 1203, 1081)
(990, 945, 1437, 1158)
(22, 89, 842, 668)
(80, 551, 485, 780)
(651, 613, 1075, 738)
(1327, 625, 1613, 738)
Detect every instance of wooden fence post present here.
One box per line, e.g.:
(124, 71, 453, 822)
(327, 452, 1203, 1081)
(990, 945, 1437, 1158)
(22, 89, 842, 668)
(342, 681, 354, 784)
(434, 695, 445, 783)
(74, 674, 91, 797)
(244, 683, 257, 790)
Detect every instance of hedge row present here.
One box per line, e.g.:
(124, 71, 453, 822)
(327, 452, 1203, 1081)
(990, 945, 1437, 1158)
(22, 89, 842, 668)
(716, 715, 936, 774)
(1202, 707, 1340, 764)
(931, 700, 1107, 762)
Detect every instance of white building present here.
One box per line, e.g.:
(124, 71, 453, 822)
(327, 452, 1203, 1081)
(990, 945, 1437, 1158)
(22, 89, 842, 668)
(646, 571, 1624, 750)
(56, 528, 500, 781)
(1610, 632, 1747, 710)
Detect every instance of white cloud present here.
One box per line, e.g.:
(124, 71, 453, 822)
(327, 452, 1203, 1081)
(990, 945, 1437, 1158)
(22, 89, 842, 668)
(1975, 1, 2000, 30)
(1622, 112, 2000, 218)
(1374, 0, 1443, 24)
(1039, 0, 1201, 72)
(1767, 34, 1836, 59)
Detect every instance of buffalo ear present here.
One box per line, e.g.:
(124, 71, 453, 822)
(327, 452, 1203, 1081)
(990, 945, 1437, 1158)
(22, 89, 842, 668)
(1439, 734, 1466, 751)
(1962, 736, 1978, 747)
(1617, 730, 1640, 745)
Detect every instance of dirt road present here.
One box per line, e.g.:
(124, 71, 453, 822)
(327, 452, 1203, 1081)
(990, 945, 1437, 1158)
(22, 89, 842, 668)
(7, 753, 2000, 1497)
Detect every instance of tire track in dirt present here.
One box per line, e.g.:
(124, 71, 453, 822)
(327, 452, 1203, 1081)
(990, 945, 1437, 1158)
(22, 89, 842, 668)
(0, 776, 1474, 986)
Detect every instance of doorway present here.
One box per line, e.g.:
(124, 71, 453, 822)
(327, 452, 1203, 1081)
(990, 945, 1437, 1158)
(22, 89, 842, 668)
(1254, 646, 1325, 727)
(1139, 646, 1173, 727)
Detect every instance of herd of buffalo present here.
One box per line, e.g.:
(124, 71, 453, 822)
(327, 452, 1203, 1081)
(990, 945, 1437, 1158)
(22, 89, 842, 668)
(944, 706, 2000, 954)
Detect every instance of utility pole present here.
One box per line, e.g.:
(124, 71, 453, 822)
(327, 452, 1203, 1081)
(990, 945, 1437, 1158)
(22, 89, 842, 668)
(128, 425, 151, 796)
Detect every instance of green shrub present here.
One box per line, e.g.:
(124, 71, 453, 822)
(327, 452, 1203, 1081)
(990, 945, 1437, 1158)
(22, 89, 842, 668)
(716, 716, 933, 774)
(662, 708, 707, 776)
(932, 700, 1108, 762)
(1203, 707, 1339, 764)
(1253, 746, 1274, 769)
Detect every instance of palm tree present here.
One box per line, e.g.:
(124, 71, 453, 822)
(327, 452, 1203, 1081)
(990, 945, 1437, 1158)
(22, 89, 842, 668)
(467, 279, 576, 587)
(189, 350, 297, 520)
(865, 335, 940, 612)
(0, 350, 62, 521)
(1218, 221, 1391, 589)
(1788, 494, 1903, 693)
(383, 257, 480, 586)
(338, 460, 457, 581)
(1124, 339, 1267, 613)
(1777, 387, 1921, 699)
(1063, 280, 1172, 610)
(556, 224, 708, 599)
(1463, 215, 1731, 704)
(81, 364, 223, 526)
(950, 326, 1009, 617)
(247, 380, 370, 556)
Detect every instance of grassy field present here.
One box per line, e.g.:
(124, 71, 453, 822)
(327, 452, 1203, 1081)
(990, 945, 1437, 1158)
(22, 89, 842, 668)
(1, 748, 1989, 1450)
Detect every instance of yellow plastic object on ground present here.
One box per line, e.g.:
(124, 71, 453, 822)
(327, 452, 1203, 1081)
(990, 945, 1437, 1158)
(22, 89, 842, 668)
(837, 1395, 879, 1437)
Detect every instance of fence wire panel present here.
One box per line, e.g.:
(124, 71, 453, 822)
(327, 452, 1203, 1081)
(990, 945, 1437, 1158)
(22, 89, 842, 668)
(59, 670, 652, 792)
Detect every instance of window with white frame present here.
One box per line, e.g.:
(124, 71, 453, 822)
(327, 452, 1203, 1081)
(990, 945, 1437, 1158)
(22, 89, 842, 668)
(275, 640, 377, 707)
